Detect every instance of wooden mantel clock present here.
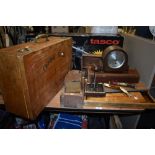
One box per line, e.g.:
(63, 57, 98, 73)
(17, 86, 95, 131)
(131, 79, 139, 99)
(102, 45, 129, 73)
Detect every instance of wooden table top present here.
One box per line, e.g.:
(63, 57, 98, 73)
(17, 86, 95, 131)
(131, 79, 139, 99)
(45, 82, 155, 113)
(0, 82, 154, 114)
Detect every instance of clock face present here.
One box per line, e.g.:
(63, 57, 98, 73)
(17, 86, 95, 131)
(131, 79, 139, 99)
(149, 26, 155, 36)
(107, 50, 126, 69)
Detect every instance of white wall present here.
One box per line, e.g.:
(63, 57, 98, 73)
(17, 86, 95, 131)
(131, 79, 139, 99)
(123, 34, 155, 88)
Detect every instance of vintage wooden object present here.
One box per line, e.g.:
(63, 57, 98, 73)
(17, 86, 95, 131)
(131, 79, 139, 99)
(61, 92, 83, 108)
(63, 70, 83, 108)
(0, 35, 72, 119)
(81, 55, 103, 71)
(58, 71, 155, 111)
(82, 54, 139, 83)
(87, 68, 139, 83)
(102, 45, 129, 73)
(64, 70, 81, 93)
(85, 83, 106, 98)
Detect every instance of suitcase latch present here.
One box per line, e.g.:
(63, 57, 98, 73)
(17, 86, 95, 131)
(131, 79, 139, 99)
(17, 46, 31, 53)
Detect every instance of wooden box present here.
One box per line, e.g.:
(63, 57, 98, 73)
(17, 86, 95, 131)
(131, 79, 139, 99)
(60, 92, 83, 108)
(64, 70, 81, 93)
(0, 36, 72, 120)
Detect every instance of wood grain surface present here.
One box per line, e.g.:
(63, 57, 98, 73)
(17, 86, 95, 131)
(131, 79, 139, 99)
(64, 70, 81, 93)
(0, 37, 72, 119)
(46, 86, 155, 111)
(85, 92, 146, 104)
(88, 68, 140, 83)
(0, 70, 155, 113)
(1, 85, 155, 111)
(104, 82, 147, 93)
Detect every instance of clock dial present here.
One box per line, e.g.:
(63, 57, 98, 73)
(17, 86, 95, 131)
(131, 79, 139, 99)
(102, 45, 128, 73)
(107, 50, 126, 69)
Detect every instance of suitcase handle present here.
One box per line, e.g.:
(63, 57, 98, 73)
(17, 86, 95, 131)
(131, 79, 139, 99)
(35, 34, 49, 43)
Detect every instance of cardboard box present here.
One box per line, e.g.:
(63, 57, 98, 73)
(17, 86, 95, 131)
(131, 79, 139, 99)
(52, 26, 69, 33)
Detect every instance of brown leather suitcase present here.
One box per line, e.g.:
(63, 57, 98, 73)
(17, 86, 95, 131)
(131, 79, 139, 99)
(0, 35, 72, 120)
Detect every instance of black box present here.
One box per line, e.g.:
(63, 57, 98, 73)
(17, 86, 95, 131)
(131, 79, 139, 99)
(51, 33, 124, 69)
(72, 34, 124, 69)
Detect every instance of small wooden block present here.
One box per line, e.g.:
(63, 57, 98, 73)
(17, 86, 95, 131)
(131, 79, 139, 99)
(61, 93, 83, 108)
(64, 70, 81, 93)
(65, 81, 81, 93)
